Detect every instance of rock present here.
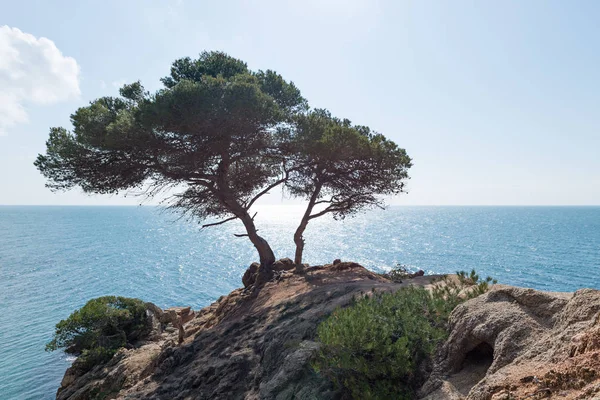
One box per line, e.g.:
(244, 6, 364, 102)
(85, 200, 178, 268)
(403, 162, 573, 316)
(272, 258, 295, 272)
(418, 285, 600, 400)
(258, 341, 323, 398)
(242, 262, 260, 287)
(165, 306, 196, 344)
(59, 367, 77, 389)
(55, 302, 196, 399)
(245, 259, 297, 288)
(57, 341, 165, 400)
(330, 261, 364, 272)
(332, 259, 341, 265)
(165, 306, 195, 325)
(420, 381, 464, 400)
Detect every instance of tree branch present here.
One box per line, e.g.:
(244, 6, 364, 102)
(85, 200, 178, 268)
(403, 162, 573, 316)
(308, 193, 372, 220)
(244, 163, 292, 210)
(201, 216, 237, 228)
(314, 195, 335, 205)
(308, 204, 348, 220)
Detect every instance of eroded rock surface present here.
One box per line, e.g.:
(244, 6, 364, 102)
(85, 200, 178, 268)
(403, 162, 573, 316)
(419, 285, 600, 400)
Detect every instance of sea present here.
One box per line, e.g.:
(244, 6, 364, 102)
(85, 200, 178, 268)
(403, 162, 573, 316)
(0, 205, 599, 399)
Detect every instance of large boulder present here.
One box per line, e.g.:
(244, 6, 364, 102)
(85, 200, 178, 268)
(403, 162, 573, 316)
(272, 258, 295, 272)
(243, 259, 298, 288)
(242, 262, 260, 288)
(419, 286, 600, 400)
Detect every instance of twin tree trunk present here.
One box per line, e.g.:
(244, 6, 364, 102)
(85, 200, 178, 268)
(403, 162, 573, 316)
(234, 182, 321, 269)
(293, 182, 323, 265)
(219, 161, 321, 274)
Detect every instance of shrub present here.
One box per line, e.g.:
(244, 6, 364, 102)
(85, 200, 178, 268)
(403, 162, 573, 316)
(46, 296, 150, 371)
(314, 270, 495, 399)
(430, 269, 498, 317)
(380, 264, 411, 283)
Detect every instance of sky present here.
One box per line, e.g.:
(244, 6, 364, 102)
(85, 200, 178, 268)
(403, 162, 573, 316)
(1, 0, 599, 206)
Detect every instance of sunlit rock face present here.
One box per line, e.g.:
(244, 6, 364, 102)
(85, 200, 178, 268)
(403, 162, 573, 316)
(419, 286, 600, 400)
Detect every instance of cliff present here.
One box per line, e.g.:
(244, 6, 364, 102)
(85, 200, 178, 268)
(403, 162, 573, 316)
(420, 286, 600, 400)
(56, 262, 600, 400)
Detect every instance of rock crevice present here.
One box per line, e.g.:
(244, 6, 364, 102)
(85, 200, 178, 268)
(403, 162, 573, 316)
(420, 286, 600, 400)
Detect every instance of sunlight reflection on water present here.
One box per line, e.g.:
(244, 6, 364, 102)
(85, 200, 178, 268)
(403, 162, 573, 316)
(0, 205, 599, 398)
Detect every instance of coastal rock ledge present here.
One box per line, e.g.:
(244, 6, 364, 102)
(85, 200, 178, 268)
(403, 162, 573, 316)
(56, 263, 600, 400)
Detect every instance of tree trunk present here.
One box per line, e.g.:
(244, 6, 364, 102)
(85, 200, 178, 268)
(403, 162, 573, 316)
(293, 222, 307, 265)
(215, 156, 276, 279)
(239, 212, 275, 288)
(293, 182, 323, 266)
(239, 212, 276, 268)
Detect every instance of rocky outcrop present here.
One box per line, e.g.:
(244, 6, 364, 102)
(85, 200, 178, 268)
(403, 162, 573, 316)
(56, 303, 197, 400)
(56, 262, 440, 400)
(419, 285, 600, 400)
(241, 262, 260, 288)
(56, 265, 600, 400)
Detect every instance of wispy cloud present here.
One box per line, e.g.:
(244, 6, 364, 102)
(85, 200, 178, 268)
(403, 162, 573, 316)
(0, 26, 80, 135)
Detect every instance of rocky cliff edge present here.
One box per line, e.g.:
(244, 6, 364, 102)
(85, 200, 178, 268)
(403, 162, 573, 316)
(56, 262, 600, 400)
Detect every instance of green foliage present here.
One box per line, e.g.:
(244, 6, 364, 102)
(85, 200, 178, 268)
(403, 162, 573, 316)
(34, 50, 412, 269)
(314, 287, 446, 399)
(282, 109, 412, 264)
(456, 268, 498, 288)
(46, 296, 150, 371)
(34, 51, 308, 267)
(34, 52, 305, 205)
(380, 264, 411, 282)
(283, 109, 412, 220)
(314, 270, 496, 399)
(430, 269, 498, 316)
(160, 51, 248, 87)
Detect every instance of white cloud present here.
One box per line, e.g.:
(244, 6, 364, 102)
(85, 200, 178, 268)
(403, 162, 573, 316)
(0, 26, 80, 135)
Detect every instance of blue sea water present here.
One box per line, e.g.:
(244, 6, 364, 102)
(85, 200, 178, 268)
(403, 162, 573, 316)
(0, 205, 599, 399)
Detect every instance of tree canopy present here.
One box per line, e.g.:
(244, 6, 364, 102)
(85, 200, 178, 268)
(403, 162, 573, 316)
(281, 109, 412, 264)
(35, 51, 306, 271)
(35, 51, 412, 280)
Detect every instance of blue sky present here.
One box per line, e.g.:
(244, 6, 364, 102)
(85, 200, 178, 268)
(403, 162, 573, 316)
(1, 0, 599, 205)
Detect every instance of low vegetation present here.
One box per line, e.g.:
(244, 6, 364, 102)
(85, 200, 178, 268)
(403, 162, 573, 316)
(313, 270, 496, 399)
(379, 264, 412, 282)
(46, 296, 150, 372)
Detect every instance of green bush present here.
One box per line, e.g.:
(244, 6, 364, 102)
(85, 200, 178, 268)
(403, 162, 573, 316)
(430, 269, 498, 317)
(46, 296, 150, 371)
(379, 264, 411, 282)
(314, 270, 495, 399)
